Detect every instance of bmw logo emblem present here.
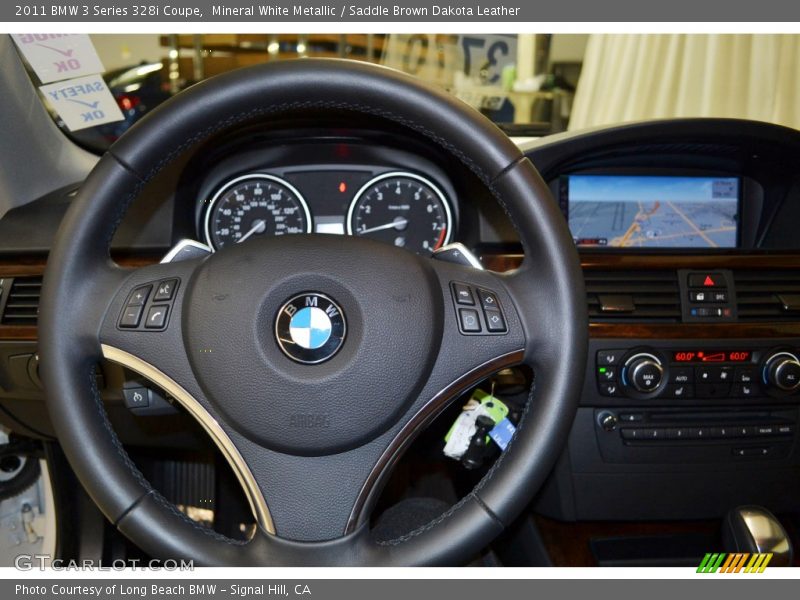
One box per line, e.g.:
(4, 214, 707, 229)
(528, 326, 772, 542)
(275, 293, 346, 364)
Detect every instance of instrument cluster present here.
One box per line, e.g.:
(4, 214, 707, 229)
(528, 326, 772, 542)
(200, 165, 456, 257)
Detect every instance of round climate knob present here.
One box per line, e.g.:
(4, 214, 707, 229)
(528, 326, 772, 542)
(764, 352, 800, 392)
(625, 353, 664, 393)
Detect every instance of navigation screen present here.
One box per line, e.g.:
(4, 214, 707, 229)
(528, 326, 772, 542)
(561, 175, 740, 248)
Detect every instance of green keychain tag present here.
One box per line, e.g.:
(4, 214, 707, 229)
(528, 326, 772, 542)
(474, 389, 509, 423)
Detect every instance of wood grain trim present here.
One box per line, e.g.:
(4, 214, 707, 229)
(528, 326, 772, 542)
(480, 252, 800, 272)
(479, 253, 523, 273)
(0, 254, 160, 278)
(0, 326, 37, 341)
(580, 252, 800, 270)
(590, 322, 800, 339)
(0, 254, 161, 341)
(3, 251, 799, 341)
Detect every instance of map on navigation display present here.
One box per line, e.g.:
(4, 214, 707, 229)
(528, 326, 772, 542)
(561, 175, 739, 248)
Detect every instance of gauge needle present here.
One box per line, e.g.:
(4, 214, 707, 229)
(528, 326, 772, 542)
(358, 218, 409, 235)
(237, 219, 267, 244)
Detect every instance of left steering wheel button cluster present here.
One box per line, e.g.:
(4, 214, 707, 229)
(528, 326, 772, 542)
(119, 279, 179, 331)
(119, 284, 151, 327)
(451, 282, 508, 335)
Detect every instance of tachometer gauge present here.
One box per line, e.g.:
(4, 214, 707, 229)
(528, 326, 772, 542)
(346, 172, 453, 255)
(204, 174, 312, 250)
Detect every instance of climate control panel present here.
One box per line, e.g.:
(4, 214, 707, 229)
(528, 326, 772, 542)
(596, 345, 800, 401)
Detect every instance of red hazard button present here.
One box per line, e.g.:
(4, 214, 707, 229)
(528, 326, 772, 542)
(688, 273, 724, 288)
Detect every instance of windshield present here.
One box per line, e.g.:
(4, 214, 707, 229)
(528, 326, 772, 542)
(17, 33, 800, 153)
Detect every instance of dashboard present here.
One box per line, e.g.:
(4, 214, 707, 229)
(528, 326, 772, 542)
(171, 122, 795, 260)
(2, 117, 800, 529)
(199, 166, 747, 252)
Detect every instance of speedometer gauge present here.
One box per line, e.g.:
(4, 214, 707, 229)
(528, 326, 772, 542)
(204, 174, 312, 250)
(346, 172, 453, 256)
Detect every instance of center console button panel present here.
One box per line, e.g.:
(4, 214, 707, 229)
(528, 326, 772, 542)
(596, 345, 800, 402)
(592, 406, 798, 462)
(679, 269, 736, 322)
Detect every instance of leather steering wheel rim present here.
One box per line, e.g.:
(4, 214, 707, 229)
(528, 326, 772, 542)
(39, 59, 587, 566)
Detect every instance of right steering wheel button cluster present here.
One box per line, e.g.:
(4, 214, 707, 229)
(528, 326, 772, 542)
(451, 281, 507, 335)
(119, 278, 180, 331)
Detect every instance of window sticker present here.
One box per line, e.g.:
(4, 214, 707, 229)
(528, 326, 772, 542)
(38, 74, 124, 131)
(11, 34, 105, 84)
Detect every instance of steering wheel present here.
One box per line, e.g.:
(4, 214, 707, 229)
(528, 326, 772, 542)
(39, 59, 587, 566)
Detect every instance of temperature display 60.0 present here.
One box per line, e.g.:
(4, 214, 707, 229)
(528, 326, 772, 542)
(672, 350, 752, 363)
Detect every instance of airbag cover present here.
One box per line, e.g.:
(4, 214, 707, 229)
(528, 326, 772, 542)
(184, 235, 442, 455)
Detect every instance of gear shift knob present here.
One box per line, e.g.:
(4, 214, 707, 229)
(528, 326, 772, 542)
(723, 506, 793, 566)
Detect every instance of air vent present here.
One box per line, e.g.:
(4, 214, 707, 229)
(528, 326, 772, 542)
(1, 276, 42, 325)
(734, 270, 800, 321)
(585, 270, 681, 322)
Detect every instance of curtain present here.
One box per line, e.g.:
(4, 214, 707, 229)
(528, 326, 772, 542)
(569, 34, 800, 131)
